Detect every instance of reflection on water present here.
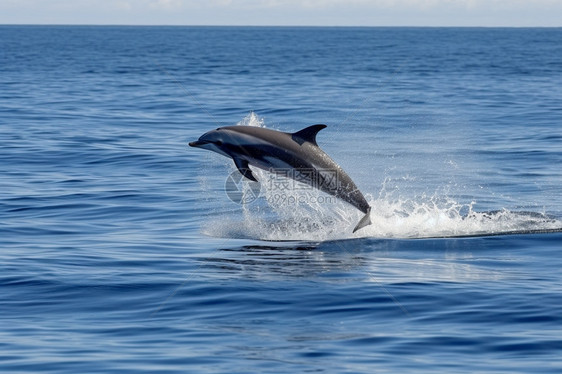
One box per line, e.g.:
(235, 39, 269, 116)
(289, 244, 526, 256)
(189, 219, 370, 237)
(197, 237, 511, 283)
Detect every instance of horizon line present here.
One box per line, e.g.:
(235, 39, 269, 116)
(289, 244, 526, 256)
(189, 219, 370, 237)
(1, 23, 561, 28)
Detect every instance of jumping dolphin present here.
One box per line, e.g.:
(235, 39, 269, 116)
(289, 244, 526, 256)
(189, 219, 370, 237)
(189, 124, 372, 233)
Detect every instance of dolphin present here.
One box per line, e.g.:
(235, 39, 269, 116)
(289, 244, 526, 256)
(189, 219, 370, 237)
(189, 124, 372, 233)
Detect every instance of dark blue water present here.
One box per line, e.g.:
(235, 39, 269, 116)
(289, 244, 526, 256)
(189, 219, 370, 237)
(1, 26, 562, 373)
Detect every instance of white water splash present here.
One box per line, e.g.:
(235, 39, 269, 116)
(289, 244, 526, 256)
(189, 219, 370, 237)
(203, 113, 562, 241)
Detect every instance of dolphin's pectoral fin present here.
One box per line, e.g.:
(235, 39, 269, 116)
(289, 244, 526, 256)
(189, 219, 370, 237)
(353, 207, 372, 233)
(233, 157, 258, 182)
(291, 124, 327, 146)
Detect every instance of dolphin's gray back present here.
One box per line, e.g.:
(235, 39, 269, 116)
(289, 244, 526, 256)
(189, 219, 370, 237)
(223, 126, 370, 214)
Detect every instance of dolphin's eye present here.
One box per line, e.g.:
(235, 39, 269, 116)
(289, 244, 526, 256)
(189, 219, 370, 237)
(215, 140, 223, 146)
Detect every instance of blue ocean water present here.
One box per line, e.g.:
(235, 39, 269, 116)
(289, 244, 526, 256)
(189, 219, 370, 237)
(1, 26, 562, 373)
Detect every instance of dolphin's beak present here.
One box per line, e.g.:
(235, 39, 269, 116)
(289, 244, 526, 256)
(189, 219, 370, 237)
(189, 140, 209, 147)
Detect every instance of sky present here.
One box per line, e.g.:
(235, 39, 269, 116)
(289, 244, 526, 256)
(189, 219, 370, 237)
(1, 0, 561, 27)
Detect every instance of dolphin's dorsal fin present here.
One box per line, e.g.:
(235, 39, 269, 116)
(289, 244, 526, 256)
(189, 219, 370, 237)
(233, 157, 258, 182)
(291, 124, 327, 146)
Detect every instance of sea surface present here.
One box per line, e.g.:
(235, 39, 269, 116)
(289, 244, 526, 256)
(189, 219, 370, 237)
(1, 26, 562, 373)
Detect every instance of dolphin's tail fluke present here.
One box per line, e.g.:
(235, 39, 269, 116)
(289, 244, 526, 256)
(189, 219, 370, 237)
(353, 207, 372, 233)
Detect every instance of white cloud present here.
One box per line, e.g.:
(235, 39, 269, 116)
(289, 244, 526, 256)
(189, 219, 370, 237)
(114, 1, 133, 10)
(148, 0, 184, 10)
(0, 0, 561, 26)
(202, 0, 560, 9)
